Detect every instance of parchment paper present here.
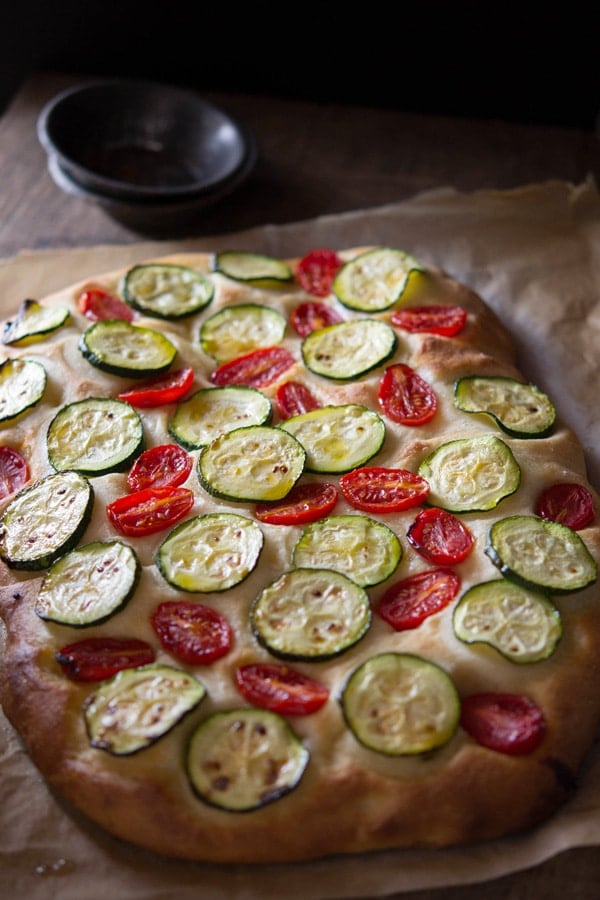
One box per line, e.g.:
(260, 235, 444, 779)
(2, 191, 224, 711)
(1, 178, 600, 898)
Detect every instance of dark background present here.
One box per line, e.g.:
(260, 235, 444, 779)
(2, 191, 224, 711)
(2, 2, 598, 131)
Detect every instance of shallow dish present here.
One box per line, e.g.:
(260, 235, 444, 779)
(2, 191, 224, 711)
(37, 79, 251, 201)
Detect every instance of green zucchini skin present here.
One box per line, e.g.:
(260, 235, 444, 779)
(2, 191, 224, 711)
(122, 263, 214, 319)
(454, 375, 556, 438)
(79, 319, 178, 378)
(0, 357, 47, 424)
(301, 319, 397, 381)
(0, 471, 94, 570)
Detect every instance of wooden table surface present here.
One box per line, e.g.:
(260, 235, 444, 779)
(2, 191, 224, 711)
(2, 73, 600, 899)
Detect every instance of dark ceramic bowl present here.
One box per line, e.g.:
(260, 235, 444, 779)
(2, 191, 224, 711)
(37, 79, 253, 202)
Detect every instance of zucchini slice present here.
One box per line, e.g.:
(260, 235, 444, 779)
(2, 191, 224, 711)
(332, 247, 423, 312)
(454, 376, 556, 438)
(280, 404, 385, 473)
(186, 708, 309, 811)
(2, 298, 70, 346)
(341, 653, 460, 756)
(35, 540, 140, 626)
(169, 386, 272, 450)
(122, 263, 214, 319)
(157, 513, 264, 592)
(212, 250, 293, 286)
(0, 470, 93, 570)
(79, 319, 177, 378)
(417, 434, 521, 512)
(485, 515, 597, 594)
(292, 514, 402, 587)
(453, 579, 562, 663)
(301, 318, 396, 380)
(251, 567, 371, 660)
(84, 663, 206, 756)
(198, 425, 305, 502)
(47, 398, 144, 475)
(200, 303, 286, 363)
(0, 357, 46, 425)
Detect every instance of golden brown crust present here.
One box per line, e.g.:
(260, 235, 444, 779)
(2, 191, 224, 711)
(0, 248, 599, 864)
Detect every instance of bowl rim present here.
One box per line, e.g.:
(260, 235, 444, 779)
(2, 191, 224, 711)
(37, 77, 252, 200)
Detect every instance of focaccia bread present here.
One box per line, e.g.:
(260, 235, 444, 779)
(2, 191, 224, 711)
(0, 246, 598, 864)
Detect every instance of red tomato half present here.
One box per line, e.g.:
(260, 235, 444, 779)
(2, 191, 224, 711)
(535, 482, 595, 531)
(56, 637, 155, 681)
(77, 285, 134, 322)
(339, 466, 429, 514)
(378, 363, 438, 426)
(276, 380, 321, 419)
(210, 347, 295, 389)
(290, 300, 343, 336)
(255, 481, 338, 525)
(377, 568, 461, 631)
(407, 507, 474, 565)
(106, 486, 194, 537)
(0, 446, 29, 500)
(391, 305, 467, 336)
(127, 444, 192, 492)
(460, 692, 546, 755)
(236, 662, 329, 715)
(295, 248, 343, 297)
(151, 600, 233, 665)
(117, 366, 194, 408)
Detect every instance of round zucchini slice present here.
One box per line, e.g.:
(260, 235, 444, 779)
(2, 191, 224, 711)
(79, 319, 177, 378)
(341, 653, 460, 755)
(47, 398, 144, 475)
(292, 514, 402, 587)
(186, 708, 309, 811)
(169, 386, 272, 450)
(84, 663, 206, 756)
(485, 515, 597, 594)
(212, 250, 293, 286)
(251, 567, 371, 660)
(453, 579, 562, 663)
(0, 470, 93, 570)
(332, 247, 423, 312)
(301, 318, 396, 380)
(200, 303, 286, 363)
(157, 513, 264, 593)
(198, 425, 305, 502)
(0, 357, 46, 425)
(122, 263, 214, 319)
(454, 375, 556, 438)
(280, 404, 385, 473)
(2, 298, 70, 346)
(35, 540, 140, 626)
(417, 434, 521, 512)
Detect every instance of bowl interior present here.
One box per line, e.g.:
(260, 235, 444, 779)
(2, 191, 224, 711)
(38, 81, 248, 199)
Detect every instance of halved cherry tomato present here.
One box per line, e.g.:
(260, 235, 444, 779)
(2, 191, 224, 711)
(0, 446, 29, 500)
(460, 692, 546, 755)
(339, 466, 429, 514)
(254, 481, 338, 525)
(106, 486, 194, 537)
(535, 482, 595, 531)
(378, 363, 438, 426)
(127, 443, 192, 492)
(295, 248, 343, 297)
(117, 366, 194, 408)
(210, 346, 295, 389)
(407, 507, 474, 565)
(276, 380, 321, 419)
(290, 299, 343, 336)
(77, 285, 134, 322)
(391, 305, 467, 336)
(377, 568, 461, 631)
(56, 637, 155, 681)
(235, 662, 329, 715)
(151, 600, 233, 665)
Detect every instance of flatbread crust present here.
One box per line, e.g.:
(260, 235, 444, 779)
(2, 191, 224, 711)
(0, 249, 599, 864)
